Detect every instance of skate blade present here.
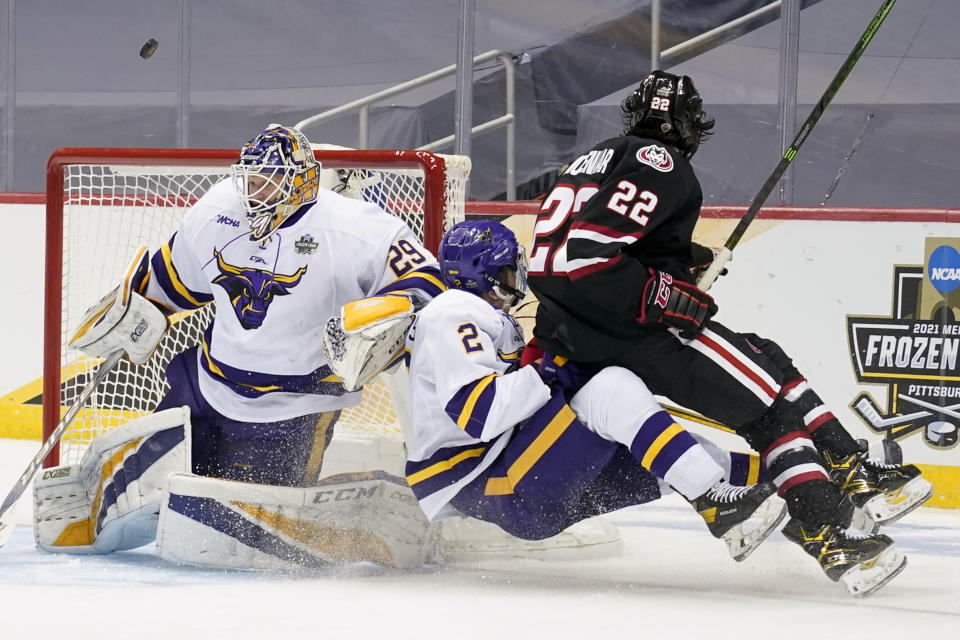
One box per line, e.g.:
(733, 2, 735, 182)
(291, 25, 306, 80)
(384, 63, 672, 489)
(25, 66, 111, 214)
(722, 494, 787, 562)
(863, 476, 935, 527)
(840, 545, 907, 598)
(438, 516, 624, 563)
(848, 506, 881, 536)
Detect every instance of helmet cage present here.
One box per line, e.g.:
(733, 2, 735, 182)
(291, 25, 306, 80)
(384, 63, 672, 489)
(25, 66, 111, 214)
(231, 125, 320, 241)
(489, 245, 528, 311)
(439, 221, 528, 311)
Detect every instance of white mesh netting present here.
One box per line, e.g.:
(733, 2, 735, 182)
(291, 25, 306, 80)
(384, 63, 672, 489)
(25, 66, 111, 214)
(52, 150, 470, 466)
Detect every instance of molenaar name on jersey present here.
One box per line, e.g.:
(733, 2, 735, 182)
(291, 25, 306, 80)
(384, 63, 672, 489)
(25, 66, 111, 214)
(563, 148, 615, 176)
(636, 144, 674, 172)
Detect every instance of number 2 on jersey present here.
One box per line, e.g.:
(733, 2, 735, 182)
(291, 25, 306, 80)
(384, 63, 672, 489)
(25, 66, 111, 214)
(458, 323, 484, 353)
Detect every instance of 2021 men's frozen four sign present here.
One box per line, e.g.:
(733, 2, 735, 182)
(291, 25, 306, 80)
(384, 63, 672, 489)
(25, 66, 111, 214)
(847, 237, 960, 449)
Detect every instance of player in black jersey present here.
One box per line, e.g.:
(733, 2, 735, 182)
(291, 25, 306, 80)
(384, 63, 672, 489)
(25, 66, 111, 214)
(528, 70, 931, 596)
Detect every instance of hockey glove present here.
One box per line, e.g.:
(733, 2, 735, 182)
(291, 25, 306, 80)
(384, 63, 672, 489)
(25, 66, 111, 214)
(538, 353, 589, 399)
(322, 296, 415, 392)
(638, 269, 717, 338)
(689, 244, 728, 281)
(68, 247, 169, 364)
(520, 338, 544, 368)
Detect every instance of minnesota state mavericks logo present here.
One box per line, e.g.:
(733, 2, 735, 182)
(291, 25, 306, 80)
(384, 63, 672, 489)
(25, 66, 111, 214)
(846, 238, 960, 449)
(212, 250, 307, 329)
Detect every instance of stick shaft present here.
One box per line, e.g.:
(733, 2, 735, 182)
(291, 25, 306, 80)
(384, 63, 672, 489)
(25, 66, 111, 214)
(728, 0, 896, 250)
(0, 350, 123, 547)
(697, 0, 898, 293)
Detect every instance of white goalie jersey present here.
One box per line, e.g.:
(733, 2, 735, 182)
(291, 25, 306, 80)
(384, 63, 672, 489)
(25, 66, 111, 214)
(140, 178, 444, 422)
(404, 289, 552, 518)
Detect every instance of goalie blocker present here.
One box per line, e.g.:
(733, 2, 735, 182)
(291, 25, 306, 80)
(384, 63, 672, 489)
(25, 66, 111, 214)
(322, 295, 415, 391)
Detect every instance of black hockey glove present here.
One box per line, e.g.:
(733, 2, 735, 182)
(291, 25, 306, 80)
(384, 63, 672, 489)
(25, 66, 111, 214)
(689, 244, 728, 281)
(638, 269, 717, 338)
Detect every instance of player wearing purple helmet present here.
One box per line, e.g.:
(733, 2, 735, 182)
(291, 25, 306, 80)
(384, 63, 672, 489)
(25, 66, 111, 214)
(401, 220, 787, 562)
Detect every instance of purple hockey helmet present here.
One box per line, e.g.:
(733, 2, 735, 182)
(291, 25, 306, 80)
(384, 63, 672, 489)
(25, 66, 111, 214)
(438, 220, 528, 310)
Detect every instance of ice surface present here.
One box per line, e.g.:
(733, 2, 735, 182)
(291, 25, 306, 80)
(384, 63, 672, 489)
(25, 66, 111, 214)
(1, 438, 957, 639)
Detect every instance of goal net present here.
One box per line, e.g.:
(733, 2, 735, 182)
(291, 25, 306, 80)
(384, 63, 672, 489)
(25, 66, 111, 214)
(44, 147, 470, 469)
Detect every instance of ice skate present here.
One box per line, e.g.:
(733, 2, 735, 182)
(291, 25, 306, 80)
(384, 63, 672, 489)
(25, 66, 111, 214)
(691, 481, 786, 562)
(782, 518, 906, 597)
(825, 450, 933, 533)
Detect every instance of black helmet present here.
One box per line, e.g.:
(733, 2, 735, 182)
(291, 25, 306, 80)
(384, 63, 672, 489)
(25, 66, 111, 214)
(621, 70, 715, 158)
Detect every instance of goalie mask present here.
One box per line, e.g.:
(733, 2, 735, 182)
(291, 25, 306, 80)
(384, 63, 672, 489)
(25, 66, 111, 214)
(621, 70, 715, 158)
(438, 220, 528, 311)
(232, 125, 321, 241)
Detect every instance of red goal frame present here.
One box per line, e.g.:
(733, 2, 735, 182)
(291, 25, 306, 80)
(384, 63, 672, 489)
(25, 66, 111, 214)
(43, 147, 453, 466)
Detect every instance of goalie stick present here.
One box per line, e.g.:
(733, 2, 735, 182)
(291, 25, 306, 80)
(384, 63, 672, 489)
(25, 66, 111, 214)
(0, 350, 124, 549)
(697, 0, 898, 291)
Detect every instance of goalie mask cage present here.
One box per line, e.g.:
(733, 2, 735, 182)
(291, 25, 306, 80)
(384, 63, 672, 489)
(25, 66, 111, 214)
(43, 147, 470, 468)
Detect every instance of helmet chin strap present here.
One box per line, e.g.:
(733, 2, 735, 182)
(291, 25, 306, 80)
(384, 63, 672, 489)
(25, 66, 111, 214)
(481, 264, 526, 311)
(489, 281, 525, 311)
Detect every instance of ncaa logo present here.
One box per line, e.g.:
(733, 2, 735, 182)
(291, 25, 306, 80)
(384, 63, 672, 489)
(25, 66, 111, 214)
(927, 245, 960, 294)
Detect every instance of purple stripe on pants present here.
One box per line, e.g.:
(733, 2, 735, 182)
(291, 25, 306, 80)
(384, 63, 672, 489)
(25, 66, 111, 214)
(157, 347, 335, 486)
(450, 391, 660, 540)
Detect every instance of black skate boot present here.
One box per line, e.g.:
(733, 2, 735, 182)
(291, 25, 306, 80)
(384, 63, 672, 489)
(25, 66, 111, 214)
(782, 519, 906, 597)
(824, 450, 933, 533)
(690, 481, 786, 562)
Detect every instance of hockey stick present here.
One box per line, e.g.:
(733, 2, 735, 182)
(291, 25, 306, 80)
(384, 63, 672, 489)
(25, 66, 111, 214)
(662, 402, 735, 434)
(0, 350, 124, 549)
(898, 394, 960, 422)
(697, 0, 898, 291)
(853, 395, 936, 429)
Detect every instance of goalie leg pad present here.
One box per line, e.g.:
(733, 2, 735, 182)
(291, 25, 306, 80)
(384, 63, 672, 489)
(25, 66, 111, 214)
(157, 471, 432, 570)
(34, 406, 191, 553)
(434, 515, 623, 563)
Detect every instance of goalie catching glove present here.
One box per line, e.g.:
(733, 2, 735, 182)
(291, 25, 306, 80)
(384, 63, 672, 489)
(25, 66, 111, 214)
(638, 269, 717, 338)
(322, 295, 415, 392)
(68, 247, 168, 364)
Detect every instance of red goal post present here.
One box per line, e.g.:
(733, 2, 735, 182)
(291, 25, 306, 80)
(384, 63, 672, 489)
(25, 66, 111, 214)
(43, 147, 470, 467)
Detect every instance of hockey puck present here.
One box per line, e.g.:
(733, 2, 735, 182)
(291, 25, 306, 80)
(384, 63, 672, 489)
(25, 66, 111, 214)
(926, 421, 958, 447)
(140, 39, 158, 60)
